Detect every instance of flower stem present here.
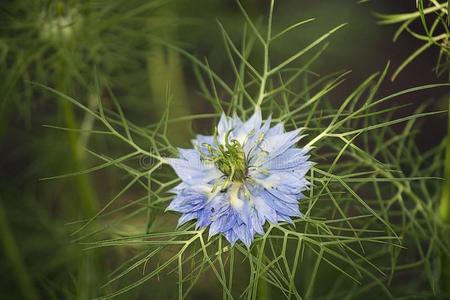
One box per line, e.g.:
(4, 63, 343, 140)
(61, 99, 99, 216)
(0, 198, 40, 300)
(440, 103, 450, 223)
(440, 101, 450, 295)
(257, 276, 270, 300)
(57, 67, 100, 299)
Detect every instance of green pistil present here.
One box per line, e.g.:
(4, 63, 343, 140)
(202, 129, 248, 182)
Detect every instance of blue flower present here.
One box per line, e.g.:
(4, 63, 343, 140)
(166, 109, 312, 247)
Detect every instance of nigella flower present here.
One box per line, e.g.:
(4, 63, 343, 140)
(166, 109, 312, 247)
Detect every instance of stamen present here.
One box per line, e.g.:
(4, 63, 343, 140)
(201, 128, 248, 182)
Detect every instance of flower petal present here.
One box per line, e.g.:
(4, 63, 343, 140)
(260, 129, 304, 158)
(166, 190, 207, 213)
(233, 223, 253, 247)
(166, 158, 219, 185)
(166, 109, 312, 247)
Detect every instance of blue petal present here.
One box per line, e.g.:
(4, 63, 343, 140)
(217, 113, 234, 144)
(258, 172, 306, 195)
(251, 191, 278, 224)
(170, 182, 188, 194)
(265, 122, 284, 137)
(290, 164, 314, 180)
(267, 188, 299, 205)
(276, 214, 294, 224)
(209, 211, 237, 238)
(233, 109, 262, 145)
(243, 115, 272, 155)
(224, 229, 239, 245)
(233, 223, 253, 247)
(177, 212, 198, 227)
(178, 148, 201, 161)
(166, 191, 207, 213)
(244, 108, 262, 131)
(260, 189, 300, 217)
(233, 199, 251, 225)
(260, 129, 304, 158)
(196, 208, 213, 228)
(166, 158, 219, 185)
(259, 115, 272, 135)
(192, 134, 216, 152)
(262, 148, 310, 171)
(232, 112, 244, 129)
(208, 193, 230, 217)
(250, 209, 265, 235)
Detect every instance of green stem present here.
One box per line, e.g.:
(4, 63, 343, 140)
(253, 243, 270, 300)
(257, 276, 270, 300)
(0, 198, 40, 300)
(57, 65, 99, 299)
(55, 61, 99, 218)
(61, 100, 98, 216)
(440, 101, 450, 295)
(440, 103, 450, 223)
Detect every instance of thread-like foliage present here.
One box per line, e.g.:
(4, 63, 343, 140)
(376, 0, 449, 80)
(37, 1, 449, 299)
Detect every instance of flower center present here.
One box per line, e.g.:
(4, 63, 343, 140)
(202, 131, 247, 182)
(215, 140, 247, 182)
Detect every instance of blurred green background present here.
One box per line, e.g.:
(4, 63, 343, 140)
(0, 0, 448, 299)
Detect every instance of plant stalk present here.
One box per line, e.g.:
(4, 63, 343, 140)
(0, 198, 40, 300)
(56, 63, 100, 299)
(440, 101, 450, 296)
(257, 276, 270, 300)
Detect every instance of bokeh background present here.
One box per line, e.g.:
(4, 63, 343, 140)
(0, 0, 448, 299)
